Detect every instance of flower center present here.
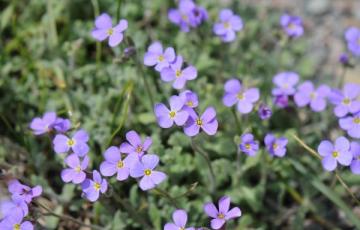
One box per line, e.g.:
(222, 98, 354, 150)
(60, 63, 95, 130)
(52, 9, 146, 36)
(196, 118, 203, 126)
(181, 14, 188, 21)
(136, 145, 143, 153)
(332, 151, 339, 158)
(237, 93, 244, 100)
(67, 138, 76, 147)
(310, 92, 316, 99)
(176, 70, 182, 78)
(158, 55, 164, 62)
(223, 22, 230, 29)
(13, 224, 20, 230)
(169, 111, 176, 118)
(144, 169, 152, 176)
(288, 23, 295, 29)
(117, 160, 124, 168)
(353, 117, 360, 124)
(217, 213, 225, 219)
(245, 144, 251, 150)
(272, 143, 278, 150)
(283, 83, 289, 89)
(107, 28, 114, 36)
(186, 101, 193, 107)
(342, 98, 351, 105)
(75, 166, 82, 172)
(94, 182, 101, 191)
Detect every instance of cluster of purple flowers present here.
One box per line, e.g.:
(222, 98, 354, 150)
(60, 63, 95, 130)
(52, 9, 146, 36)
(100, 130, 166, 191)
(154, 90, 218, 137)
(144, 42, 197, 89)
(239, 133, 288, 158)
(0, 180, 43, 230)
(164, 196, 241, 230)
(168, 0, 208, 32)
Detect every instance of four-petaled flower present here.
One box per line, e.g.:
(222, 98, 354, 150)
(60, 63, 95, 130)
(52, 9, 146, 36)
(317, 136, 352, 171)
(119, 130, 152, 159)
(144, 42, 176, 72)
(130, 154, 167, 191)
(294, 81, 331, 112)
(345, 27, 360, 56)
(184, 107, 218, 137)
(53, 129, 90, 156)
(272, 72, 299, 96)
(29, 112, 57, 135)
(329, 83, 360, 117)
(204, 196, 241, 230)
(0, 211, 33, 230)
(213, 9, 243, 43)
(61, 154, 89, 184)
(8, 180, 42, 204)
(82, 170, 108, 202)
(154, 95, 189, 128)
(91, 13, 128, 47)
(264, 133, 288, 157)
(160, 56, 197, 89)
(179, 90, 199, 118)
(100, 146, 138, 181)
(339, 112, 360, 138)
(164, 209, 195, 230)
(350, 142, 360, 175)
(1, 195, 29, 217)
(280, 13, 304, 38)
(223, 79, 260, 114)
(239, 133, 259, 157)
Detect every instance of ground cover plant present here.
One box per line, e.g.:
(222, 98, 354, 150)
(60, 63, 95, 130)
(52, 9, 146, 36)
(1, 0, 360, 229)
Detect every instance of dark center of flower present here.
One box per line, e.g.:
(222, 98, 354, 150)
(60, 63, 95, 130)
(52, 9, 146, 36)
(144, 169, 152, 176)
(245, 144, 251, 150)
(94, 182, 101, 191)
(169, 111, 176, 118)
(217, 213, 225, 219)
(75, 166, 82, 172)
(136, 145, 143, 153)
(13, 224, 20, 230)
(237, 93, 244, 100)
(117, 160, 124, 168)
(158, 55, 164, 62)
(176, 70, 182, 78)
(353, 117, 360, 124)
(196, 118, 203, 126)
(107, 28, 114, 36)
(342, 98, 351, 105)
(332, 151, 339, 158)
(67, 139, 76, 147)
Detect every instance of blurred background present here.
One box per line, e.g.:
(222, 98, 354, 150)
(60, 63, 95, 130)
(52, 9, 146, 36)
(1, 0, 359, 229)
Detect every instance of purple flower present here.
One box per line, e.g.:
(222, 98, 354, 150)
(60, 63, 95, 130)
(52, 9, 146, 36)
(29, 112, 57, 135)
(272, 72, 299, 96)
(264, 134, 288, 157)
(61, 154, 89, 184)
(239, 133, 259, 157)
(154, 96, 189, 128)
(130, 154, 167, 191)
(203, 196, 241, 230)
(184, 107, 218, 137)
(345, 27, 360, 56)
(280, 13, 304, 38)
(339, 53, 350, 65)
(160, 56, 197, 89)
(8, 180, 42, 204)
(53, 118, 71, 133)
(81, 170, 108, 202)
(91, 13, 128, 47)
(294, 81, 331, 112)
(144, 42, 176, 72)
(53, 129, 89, 156)
(119, 130, 152, 159)
(164, 209, 195, 230)
(168, 0, 207, 32)
(328, 83, 360, 117)
(100, 146, 138, 181)
(339, 112, 360, 138)
(318, 136, 352, 171)
(258, 104, 272, 120)
(213, 9, 243, 43)
(350, 142, 360, 175)
(179, 90, 198, 118)
(0, 212, 33, 230)
(223, 79, 260, 114)
(1, 195, 28, 217)
(273, 95, 289, 108)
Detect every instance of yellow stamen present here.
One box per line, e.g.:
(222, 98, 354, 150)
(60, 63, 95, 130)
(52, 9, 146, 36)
(107, 28, 113, 36)
(117, 160, 124, 168)
(196, 118, 202, 126)
(186, 101, 193, 107)
(158, 55, 164, 62)
(176, 70, 182, 78)
(67, 139, 76, 147)
(13, 224, 20, 230)
(342, 98, 350, 105)
(283, 83, 289, 89)
(75, 166, 81, 172)
(245, 144, 251, 150)
(136, 146, 143, 153)
(224, 22, 230, 29)
(310, 92, 316, 99)
(169, 111, 176, 118)
(237, 93, 244, 100)
(181, 14, 188, 21)
(288, 23, 295, 29)
(94, 182, 101, 191)
(332, 151, 339, 158)
(353, 117, 360, 124)
(273, 143, 278, 150)
(217, 213, 225, 219)
(144, 169, 152, 176)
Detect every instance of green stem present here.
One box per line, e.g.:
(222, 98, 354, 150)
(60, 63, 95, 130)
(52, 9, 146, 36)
(133, 55, 155, 109)
(231, 108, 241, 133)
(116, 0, 121, 21)
(91, 0, 101, 66)
(152, 188, 179, 208)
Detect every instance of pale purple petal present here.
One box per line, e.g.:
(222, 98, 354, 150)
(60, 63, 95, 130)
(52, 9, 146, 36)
(61, 169, 74, 183)
(113, 19, 128, 33)
(104, 146, 121, 162)
(184, 122, 200, 137)
(318, 140, 334, 157)
(218, 196, 230, 213)
(237, 100, 253, 114)
(224, 79, 241, 93)
(170, 96, 184, 111)
(223, 93, 238, 107)
(130, 161, 145, 178)
(100, 161, 117, 176)
(244, 88, 260, 103)
(210, 218, 225, 230)
(119, 142, 134, 154)
(91, 29, 108, 41)
(225, 207, 242, 220)
(53, 134, 70, 153)
(108, 33, 124, 47)
(95, 13, 112, 29)
(204, 202, 218, 218)
(173, 209, 187, 227)
(202, 120, 218, 136)
(139, 176, 155, 190)
(126, 130, 141, 147)
(174, 110, 189, 126)
(182, 66, 197, 80)
(337, 151, 353, 166)
(201, 107, 217, 123)
(161, 68, 176, 82)
(322, 156, 337, 171)
(335, 136, 350, 152)
(142, 154, 159, 170)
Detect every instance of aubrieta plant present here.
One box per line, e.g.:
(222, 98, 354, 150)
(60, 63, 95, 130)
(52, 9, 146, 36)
(3, 3, 360, 229)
